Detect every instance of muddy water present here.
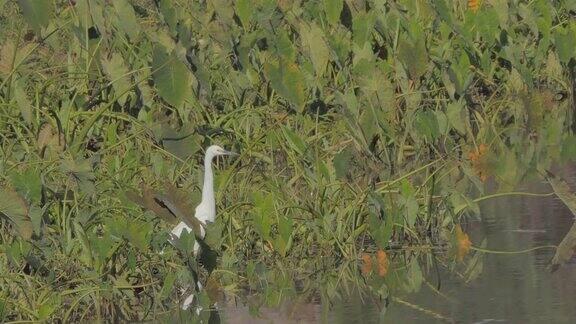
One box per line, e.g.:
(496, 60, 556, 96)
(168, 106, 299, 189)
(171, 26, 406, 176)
(222, 164, 576, 323)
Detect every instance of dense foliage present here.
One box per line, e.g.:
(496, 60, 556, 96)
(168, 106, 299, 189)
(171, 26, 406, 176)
(0, 0, 575, 321)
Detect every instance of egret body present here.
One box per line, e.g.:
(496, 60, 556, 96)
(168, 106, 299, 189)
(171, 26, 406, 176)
(168, 145, 236, 311)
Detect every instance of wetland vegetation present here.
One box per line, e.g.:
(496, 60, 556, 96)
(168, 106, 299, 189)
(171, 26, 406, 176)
(1, 0, 576, 322)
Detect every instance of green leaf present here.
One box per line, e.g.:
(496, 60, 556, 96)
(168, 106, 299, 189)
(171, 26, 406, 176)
(112, 0, 141, 39)
(352, 11, 375, 46)
(13, 79, 33, 124)
(264, 59, 306, 107)
(102, 52, 132, 105)
(236, 0, 252, 28)
(9, 168, 41, 204)
(0, 186, 33, 240)
(300, 23, 330, 77)
(333, 148, 352, 180)
(446, 100, 468, 134)
(554, 26, 576, 63)
(397, 37, 428, 80)
(151, 45, 192, 107)
(324, 0, 343, 25)
(17, 0, 53, 31)
(158, 0, 178, 35)
(414, 110, 439, 141)
(252, 192, 274, 241)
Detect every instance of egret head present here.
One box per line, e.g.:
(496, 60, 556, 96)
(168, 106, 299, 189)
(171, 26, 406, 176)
(206, 145, 238, 158)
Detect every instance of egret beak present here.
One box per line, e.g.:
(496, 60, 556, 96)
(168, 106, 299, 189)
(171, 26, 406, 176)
(224, 150, 239, 156)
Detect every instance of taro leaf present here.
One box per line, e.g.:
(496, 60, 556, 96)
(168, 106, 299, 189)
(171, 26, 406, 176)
(252, 192, 273, 241)
(9, 168, 41, 204)
(112, 0, 141, 40)
(37, 294, 61, 321)
(554, 25, 576, 63)
(275, 215, 293, 257)
(17, 0, 53, 32)
(151, 45, 192, 107)
(102, 52, 132, 105)
(264, 58, 306, 108)
(300, 23, 330, 77)
(324, 0, 343, 26)
(545, 171, 576, 271)
(414, 110, 439, 141)
(235, 0, 252, 28)
(158, 0, 178, 36)
(128, 182, 203, 238)
(446, 100, 468, 134)
(160, 125, 201, 160)
(0, 186, 33, 240)
(204, 217, 224, 250)
(397, 37, 428, 81)
(352, 11, 375, 46)
(333, 148, 352, 180)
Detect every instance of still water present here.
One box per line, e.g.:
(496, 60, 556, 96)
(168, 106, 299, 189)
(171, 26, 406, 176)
(222, 165, 576, 323)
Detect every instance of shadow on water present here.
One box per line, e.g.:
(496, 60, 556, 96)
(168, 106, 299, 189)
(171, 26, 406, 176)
(214, 163, 576, 323)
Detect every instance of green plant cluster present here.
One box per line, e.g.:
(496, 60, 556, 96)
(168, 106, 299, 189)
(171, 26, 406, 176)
(0, 0, 575, 321)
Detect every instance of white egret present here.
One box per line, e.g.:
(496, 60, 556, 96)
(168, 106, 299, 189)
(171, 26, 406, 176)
(169, 144, 237, 310)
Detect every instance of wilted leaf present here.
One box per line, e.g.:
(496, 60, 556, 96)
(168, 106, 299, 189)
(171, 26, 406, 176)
(152, 45, 192, 107)
(0, 186, 33, 239)
(0, 40, 15, 79)
(37, 123, 65, 153)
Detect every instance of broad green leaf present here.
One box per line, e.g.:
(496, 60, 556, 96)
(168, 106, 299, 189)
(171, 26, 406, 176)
(252, 192, 274, 241)
(264, 59, 306, 107)
(300, 23, 330, 77)
(414, 110, 439, 141)
(37, 294, 61, 320)
(554, 26, 576, 63)
(397, 37, 428, 80)
(102, 52, 132, 105)
(446, 100, 468, 134)
(0, 186, 33, 240)
(236, 0, 252, 28)
(113, 0, 141, 39)
(151, 46, 192, 107)
(9, 168, 41, 204)
(324, 0, 343, 25)
(278, 216, 293, 243)
(333, 148, 352, 180)
(159, 0, 178, 35)
(17, 0, 53, 31)
(352, 11, 375, 46)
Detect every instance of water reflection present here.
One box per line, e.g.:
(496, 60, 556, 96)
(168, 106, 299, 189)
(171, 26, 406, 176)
(220, 164, 576, 323)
